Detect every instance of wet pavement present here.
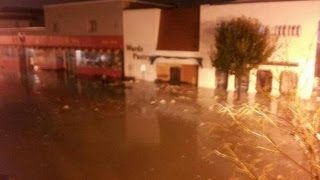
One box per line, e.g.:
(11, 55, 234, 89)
(0, 70, 317, 180)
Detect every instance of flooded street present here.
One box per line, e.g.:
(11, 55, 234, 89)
(0, 70, 317, 180)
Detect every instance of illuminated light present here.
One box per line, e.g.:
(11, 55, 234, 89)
(75, 50, 82, 65)
(34, 74, 40, 84)
(140, 64, 146, 72)
(33, 65, 39, 71)
(100, 55, 106, 61)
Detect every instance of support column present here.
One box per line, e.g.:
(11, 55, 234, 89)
(227, 74, 236, 92)
(248, 69, 257, 94)
(298, 60, 314, 100)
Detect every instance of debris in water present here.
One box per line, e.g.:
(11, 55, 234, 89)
(170, 99, 176, 104)
(150, 101, 157, 105)
(159, 100, 166, 104)
(62, 105, 70, 110)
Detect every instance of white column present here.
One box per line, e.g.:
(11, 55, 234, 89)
(248, 69, 257, 94)
(227, 74, 236, 92)
(298, 60, 314, 100)
(271, 70, 280, 97)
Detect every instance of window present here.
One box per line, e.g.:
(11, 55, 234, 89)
(88, 20, 97, 33)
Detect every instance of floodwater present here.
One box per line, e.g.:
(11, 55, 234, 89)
(0, 69, 316, 180)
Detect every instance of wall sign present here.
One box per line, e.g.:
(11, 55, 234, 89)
(261, 25, 302, 37)
(126, 44, 149, 60)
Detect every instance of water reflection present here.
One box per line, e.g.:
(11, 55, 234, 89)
(0, 68, 318, 179)
(0, 70, 205, 179)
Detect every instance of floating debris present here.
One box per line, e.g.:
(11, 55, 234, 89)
(170, 99, 176, 104)
(150, 100, 157, 105)
(159, 99, 166, 104)
(62, 105, 70, 110)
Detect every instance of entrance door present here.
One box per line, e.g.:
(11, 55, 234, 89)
(170, 67, 181, 84)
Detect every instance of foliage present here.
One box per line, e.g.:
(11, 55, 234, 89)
(212, 16, 277, 99)
(200, 99, 320, 179)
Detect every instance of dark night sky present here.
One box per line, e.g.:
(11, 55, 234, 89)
(0, 0, 237, 8)
(0, 0, 89, 8)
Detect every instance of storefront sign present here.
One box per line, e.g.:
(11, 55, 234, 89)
(126, 44, 149, 60)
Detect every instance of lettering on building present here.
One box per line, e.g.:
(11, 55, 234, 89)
(261, 25, 302, 36)
(126, 44, 149, 60)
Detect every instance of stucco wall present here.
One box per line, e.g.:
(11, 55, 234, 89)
(123, 1, 320, 98)
(200, 1, 320, 92)
(123, 9, 161, 81)
(44, 1, 125, 36)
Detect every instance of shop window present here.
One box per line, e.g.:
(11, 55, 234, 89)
(256, 70, 272, 93)
(280, 71, 298, 95)
(215, 70, 228, 90)
(88, 20, 97, 33)
(78, 49, 122, 70)
(156, 64, 170, 81)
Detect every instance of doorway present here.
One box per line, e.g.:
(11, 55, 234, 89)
(169, 67, 181, 84)
(256, 70, 272, 93)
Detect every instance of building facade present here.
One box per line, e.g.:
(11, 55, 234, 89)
(0, 0, 171, 80)
(123, 0, 320, 99)
(0, 0, 131, 79)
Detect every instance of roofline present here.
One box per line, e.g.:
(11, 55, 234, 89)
(44, 0, 173, 9)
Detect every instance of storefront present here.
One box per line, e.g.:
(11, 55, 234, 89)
(0, 35, 124, 79)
